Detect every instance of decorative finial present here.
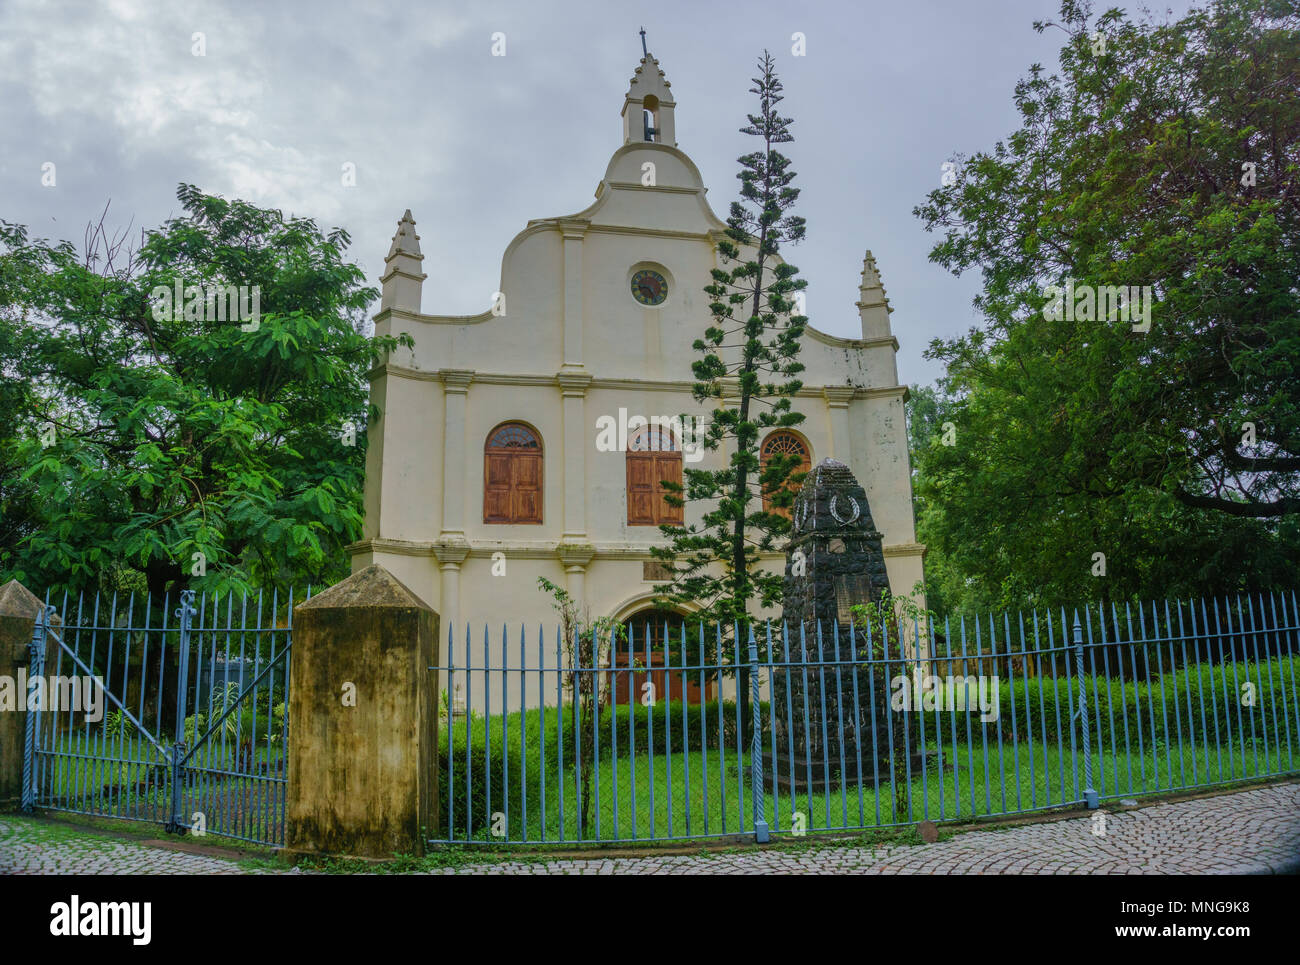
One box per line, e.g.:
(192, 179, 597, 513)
(860, 250, 882, 291)
(387, 210, 423, 258)
(639, 26, 648, 57)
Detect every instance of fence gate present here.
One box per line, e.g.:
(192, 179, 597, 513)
(21, 587, 299, 848)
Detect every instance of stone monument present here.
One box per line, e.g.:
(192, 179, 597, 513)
(770, 459, 898, 790)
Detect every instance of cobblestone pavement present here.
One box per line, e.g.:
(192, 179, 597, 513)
(0, 819, 283, 874)
(2, 783, 1297, 874)
(429, 782, 1300, 875)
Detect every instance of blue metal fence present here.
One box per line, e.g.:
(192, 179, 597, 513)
(430, 591, 1300, 846)
(21, 584, 1298, 852)
(21, 586, 307, 847)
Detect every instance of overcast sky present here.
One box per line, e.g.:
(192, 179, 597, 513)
(1, 0, 1198, 386)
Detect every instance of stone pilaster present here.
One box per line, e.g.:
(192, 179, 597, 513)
(557, 542, 596, 607)
(439, 369, 474, 542)
(557, 368, 592, 544)
(823, 386, 855, 466)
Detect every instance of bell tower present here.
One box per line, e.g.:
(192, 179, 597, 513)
(621, 32, 676, 146)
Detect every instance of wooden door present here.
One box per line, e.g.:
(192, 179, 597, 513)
(484, 422, 543, 524)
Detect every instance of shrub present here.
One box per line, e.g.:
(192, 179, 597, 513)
(913, 654, 1299, 751)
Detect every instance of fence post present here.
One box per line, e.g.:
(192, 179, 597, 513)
(20, 605, 53, 810)
(0, 580, 57, 812)
(286, 564, 439, 859)
(747, 626, 770, 843)
(166, 590, 196, 833)
(1074, 616, 1099, 809)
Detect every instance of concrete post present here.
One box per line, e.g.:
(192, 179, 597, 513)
(0, 580, 55, 812)
(286, 564, 439, 859)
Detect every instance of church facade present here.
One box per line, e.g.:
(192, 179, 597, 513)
(348, 52, 925, 647)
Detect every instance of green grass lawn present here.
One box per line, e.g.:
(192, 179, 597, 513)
(437, 656, 1300, 844)
(447, 736, 1297, 844)
(29, 730, 286, 845)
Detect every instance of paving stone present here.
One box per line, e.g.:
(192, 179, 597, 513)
(1, 782, 1296, 875)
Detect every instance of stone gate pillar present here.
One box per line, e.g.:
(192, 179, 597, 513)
(286, 564, 439, 859)
(0, 580, 58, 811)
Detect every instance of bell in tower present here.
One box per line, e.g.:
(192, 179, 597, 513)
(643, 99, 660, 142)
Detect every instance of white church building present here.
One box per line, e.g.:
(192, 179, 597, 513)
(348, 51, 925, 653)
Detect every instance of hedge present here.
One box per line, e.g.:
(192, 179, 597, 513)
(908, 655, 1300, 751)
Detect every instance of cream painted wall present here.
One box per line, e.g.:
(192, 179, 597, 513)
(350, 54, 925, 696)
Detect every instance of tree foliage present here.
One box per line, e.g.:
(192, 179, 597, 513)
(0, 184, 409, 599)
(910, 0, 1300, 611)
(652, 51, 808, 641)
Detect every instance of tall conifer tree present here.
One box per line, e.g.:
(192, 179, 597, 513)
(654, 51, 808, 666)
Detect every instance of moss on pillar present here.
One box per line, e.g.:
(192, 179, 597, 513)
(286, 564, 439, 858)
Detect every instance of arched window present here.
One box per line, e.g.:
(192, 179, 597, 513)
(484, 422, 542, 524)
(761, 430, 811, 518)
(626, 426, 682, 526)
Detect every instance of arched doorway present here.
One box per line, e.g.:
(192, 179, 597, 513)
(609, 606, 715, 705)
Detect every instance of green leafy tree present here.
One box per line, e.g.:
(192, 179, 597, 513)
(902, 384, 961, 616)
(0, 184, 410, 600)
(652, 51, 808, 663)
(911, 0, 1300, 611)
(0, 267, 39, 560)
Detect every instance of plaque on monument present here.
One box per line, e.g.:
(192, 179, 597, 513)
(834, 572, 873, 628)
